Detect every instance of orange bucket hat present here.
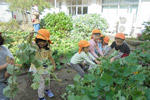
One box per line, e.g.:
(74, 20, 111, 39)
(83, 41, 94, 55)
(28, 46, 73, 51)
(115, 33, 125, 40)
(78, 40, 90, 54)
(103, 36, 109, 44)
(91, 29, 101, 39)
(36, 29, 52, 44)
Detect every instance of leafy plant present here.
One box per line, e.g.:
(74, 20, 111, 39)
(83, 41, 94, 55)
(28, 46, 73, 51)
(73, 14, 108, 35)
(64, 42, 150, 100)
(41, 12, 73, 36)
(3, 64, 18, 99)
(138, 22, 150, 41)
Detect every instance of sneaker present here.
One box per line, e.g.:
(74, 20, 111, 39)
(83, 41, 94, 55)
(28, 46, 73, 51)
(38, 97, 46, 100)
(45, 90, 54, 98)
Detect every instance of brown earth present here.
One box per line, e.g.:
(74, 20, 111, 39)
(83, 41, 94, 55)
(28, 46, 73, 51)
(13, 66, 77, 100)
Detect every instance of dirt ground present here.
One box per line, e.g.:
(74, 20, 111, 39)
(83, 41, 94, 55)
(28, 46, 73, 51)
(14, 66, 77, 100)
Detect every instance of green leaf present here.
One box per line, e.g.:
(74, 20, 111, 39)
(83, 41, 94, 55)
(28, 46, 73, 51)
(31, 82, 39, 90)
(73, 74, 81, 82)
(7, 64, 14, 74)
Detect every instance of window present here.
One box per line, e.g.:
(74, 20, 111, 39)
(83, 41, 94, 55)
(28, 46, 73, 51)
(102, 0, 139, 15)
(83, 7, 88, 14)
(67, 0, 88, 15)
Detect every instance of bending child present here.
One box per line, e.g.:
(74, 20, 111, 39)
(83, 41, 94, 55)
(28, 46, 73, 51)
(104, 33, 130, 62)
(70, 40, 100, 77)
(89, 29, 104, 58)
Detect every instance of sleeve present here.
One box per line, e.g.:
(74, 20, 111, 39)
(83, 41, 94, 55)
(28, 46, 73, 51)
(104, 41, 116, 56)
(113, 52, 124, 59)
(82, 52, 96, 66)
(96, 45, 104, 56)
(88, 52, 96, 61)
(104, 46, 112, 56)
(124, 43, 130, 54)
(89, 41, 99, 58)
(5, 47, 14, 59)
(110, 41, 116, 48)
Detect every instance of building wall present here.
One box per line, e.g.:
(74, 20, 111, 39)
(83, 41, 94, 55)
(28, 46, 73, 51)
(0, 1, 12, 22)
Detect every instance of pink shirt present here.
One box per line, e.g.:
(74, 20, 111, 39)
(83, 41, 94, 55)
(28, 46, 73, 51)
(89, 39, 104, 58)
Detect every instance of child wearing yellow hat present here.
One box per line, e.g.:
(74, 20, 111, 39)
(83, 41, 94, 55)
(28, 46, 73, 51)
(29, 29, 56, 100)
(70, 40, 100, 77)
(104, 33, 130, 62)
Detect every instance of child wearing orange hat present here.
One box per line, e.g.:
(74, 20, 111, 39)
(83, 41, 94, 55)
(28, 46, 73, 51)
(70, 40, 100, 77)
(102, 36, 110, 53)
(89, 29, 104, 58)
(104, 33, 130, 62)
(29, 29, 56, 100)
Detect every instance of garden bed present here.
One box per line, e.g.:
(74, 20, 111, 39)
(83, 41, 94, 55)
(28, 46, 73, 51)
(13, 66, 77, 100)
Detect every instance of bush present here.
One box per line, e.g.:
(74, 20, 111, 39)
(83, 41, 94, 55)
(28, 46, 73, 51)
(138, 22, 150, 41)
(0, 20, 20, 31)
(41, 12, 74, 69)
(41, 12, 73, 36)
(73, 14, 108, 35)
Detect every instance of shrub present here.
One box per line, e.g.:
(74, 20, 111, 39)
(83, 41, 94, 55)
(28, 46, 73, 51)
(73, 14, 108, 35)
(138, 22, 150, 41)
(41, 12, 73, 36)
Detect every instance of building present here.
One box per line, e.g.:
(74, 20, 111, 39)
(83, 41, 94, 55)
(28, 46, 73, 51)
(0, 0, 12, 22)
(46, 0, 150, 36)
(0, 0, 150, 36)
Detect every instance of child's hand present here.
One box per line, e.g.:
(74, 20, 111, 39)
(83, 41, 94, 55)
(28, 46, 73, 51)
(95, 60, 101, 64)
(6, 57, 14, 65)
(110, 57, 115, 63)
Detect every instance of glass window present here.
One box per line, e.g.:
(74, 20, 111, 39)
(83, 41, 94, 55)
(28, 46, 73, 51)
(72, 0, 76, 5)
(67, 0, 88, 15)
(68, 7, 72, 15)
(83, 0, 88, 5)
(83, 7, 88, 14)
(78, 7, 82, 14)
(72, 7, 76, 15)
(77, 0, 82, 5)
(66, 0, 71, 5)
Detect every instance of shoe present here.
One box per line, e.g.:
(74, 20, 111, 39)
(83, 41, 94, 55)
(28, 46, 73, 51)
(45, 90, 54, 98)
(38, 97, 46, 100)
(66, 63, 71, 67)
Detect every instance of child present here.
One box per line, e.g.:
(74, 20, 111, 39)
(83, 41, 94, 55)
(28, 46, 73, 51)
(104, 33, 130, 62)
(0, 32, 14, 100)
(97, 34, 105, 51)
(89, 29, 104, 58)
(70, 40, 100, 77)
(102, 36, 110, 53)
(29, 29, 56, 100)
(32, 12, 40, 33)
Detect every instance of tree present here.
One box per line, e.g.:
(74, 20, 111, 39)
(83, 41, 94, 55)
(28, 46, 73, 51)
(6, 0, 50, 23)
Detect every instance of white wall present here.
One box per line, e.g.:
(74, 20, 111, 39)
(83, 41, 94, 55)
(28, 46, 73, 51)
(0, 2, 12, 22)
(88, 0, 102, 14)
(136, 1, 150, 25)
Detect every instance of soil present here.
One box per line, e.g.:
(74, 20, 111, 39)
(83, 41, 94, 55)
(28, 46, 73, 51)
(13, 66, 77, 100)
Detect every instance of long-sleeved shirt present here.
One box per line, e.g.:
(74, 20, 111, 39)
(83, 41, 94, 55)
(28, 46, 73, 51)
(70, 52, 96, 67)
(104, 41, 130, 59)
(0, 45, 13, 83)
(89, 39, 103, 58)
